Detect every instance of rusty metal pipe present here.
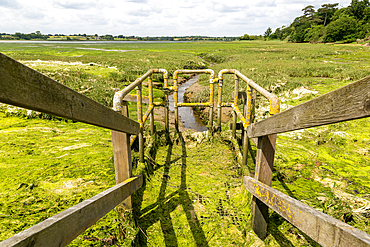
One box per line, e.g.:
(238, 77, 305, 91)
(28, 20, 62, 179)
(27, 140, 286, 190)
(159, 70, 170, 134)
(113, 69, 168, 112)
(143, 105, 154, 126)
(217, 69, 280, 132)
(122, 70, 152, 97)
(149, 75, 155, 135)
(232, 75, 239, 137)
(234, 70, 280, 115)
(137, 84, 144, 163)
(118, 69, 166, 147)
(177, 102, 212, 107)
(174, 76, 179, 131)
(217, 80, 223, 130)
(173, 69, 215, 131)
(217, 69, 237, 130)
(129, 104, 154, 146)
(209, 81, 215, 132)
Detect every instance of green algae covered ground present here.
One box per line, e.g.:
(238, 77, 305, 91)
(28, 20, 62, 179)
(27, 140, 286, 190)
(1, 41, 370, 246)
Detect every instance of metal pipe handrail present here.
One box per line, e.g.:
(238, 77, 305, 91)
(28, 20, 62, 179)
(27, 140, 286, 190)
(113, 69, 168, 112)
(217, 69, 280, 116)
(113, 69, 168, 163)
(217, 69, 280, 131)
(173, 69, 215, 130)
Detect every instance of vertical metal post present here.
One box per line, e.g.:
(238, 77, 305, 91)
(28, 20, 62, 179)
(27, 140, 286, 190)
(251, 88, 256, 124)
(111, 101, 132, 209)
(137, 84, 144, 163)
(217, 79, 223, 131)
(209, 80, 214, 132)
(242, 85, 253, 167)
(232, 75, 238, 138)
(164, 80, 170, 134)
(149, 75, 155, 135)
(174, 75, 179, 131)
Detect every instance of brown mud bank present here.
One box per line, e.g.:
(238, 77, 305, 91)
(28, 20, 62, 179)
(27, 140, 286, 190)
(184, 81, 232, 126)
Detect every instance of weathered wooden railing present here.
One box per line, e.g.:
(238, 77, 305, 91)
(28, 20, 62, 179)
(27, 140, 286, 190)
(245, 75, 370, 246)
(0, 53, 143, 246)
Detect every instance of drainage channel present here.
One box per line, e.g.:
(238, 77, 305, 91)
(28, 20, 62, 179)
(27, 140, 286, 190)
(168, 75, 208, 132)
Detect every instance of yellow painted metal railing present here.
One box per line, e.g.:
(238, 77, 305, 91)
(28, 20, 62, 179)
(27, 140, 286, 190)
(112, 68, 280, 166)
(173, 69, 216, 130)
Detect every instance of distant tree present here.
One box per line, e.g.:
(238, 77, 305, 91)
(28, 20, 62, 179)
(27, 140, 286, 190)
(239, 34, 251, 40)
(269, 32, 278, 39)
(271, 1, 370, 43)
(348, 0, 370, 19)
(102, 34, 114, 40)
(302, 5, 316, 18)
(264, 27, 272, 38)
(324, 14, 358, 42)
(318, 3, 339, 26)
(304, 25, 326, 42)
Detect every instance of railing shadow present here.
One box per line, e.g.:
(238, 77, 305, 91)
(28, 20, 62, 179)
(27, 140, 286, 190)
(177, 131, 209, 247)
(221, 134, 257, 176)
(274, 177, 320, 246)
(132, 131, 209, 246)
(268, 212, 295, 247)
(268, 212, 320, 247)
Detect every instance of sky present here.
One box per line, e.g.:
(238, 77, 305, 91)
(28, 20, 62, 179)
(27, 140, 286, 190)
(0, 0, 351, 37)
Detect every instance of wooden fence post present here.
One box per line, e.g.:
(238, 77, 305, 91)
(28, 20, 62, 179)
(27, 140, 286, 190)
(111, 101, 132, 209)
(251, 134, 277, 239)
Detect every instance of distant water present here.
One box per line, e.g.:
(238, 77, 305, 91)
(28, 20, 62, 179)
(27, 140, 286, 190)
(0, 40, 197, 44)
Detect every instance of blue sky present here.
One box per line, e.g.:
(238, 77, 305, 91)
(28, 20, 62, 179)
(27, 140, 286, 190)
(0, 0, 350, 36)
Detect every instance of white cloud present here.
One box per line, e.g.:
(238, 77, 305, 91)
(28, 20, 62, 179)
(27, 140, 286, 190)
(0, 0, 20, 8)
(55, 1, 96, 10)
(0, 0, 351, 36)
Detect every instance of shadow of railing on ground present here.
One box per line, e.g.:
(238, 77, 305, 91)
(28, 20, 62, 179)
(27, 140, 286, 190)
(132, 131, 209, 246)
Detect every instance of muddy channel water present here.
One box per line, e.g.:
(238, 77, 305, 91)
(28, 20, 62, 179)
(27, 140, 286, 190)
(168, 75, 208, 132)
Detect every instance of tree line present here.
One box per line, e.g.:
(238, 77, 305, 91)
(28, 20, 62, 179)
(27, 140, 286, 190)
(241, 0, 370, 43)
(275, 0, 370, 43)
(0, 32, 239, 41)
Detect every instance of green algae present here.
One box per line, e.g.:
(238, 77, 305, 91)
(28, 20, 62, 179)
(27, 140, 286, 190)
(0, 111, 117, 241)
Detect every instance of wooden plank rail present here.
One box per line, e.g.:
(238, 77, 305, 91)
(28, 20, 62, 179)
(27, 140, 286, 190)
(244, 176, 370, 247)
(0, 52, 139, 135)
(0, 176, 143, 247)
(247, 75, 370, 138)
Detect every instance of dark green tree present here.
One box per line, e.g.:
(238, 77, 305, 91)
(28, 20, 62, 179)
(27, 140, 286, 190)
(239, 34, 251, 40)
(324, 14, 358, 42)
(348, 0, 370, 19)
(302, 5, 316, 18)
(264, 27, 272, 37)
(318, 3, 339, 26)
